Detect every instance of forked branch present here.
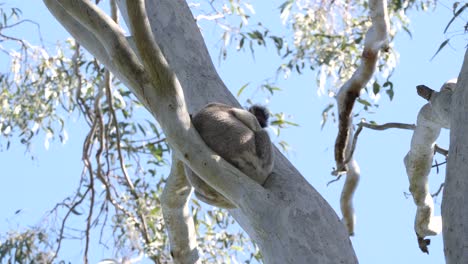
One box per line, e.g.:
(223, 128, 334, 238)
(120, 0, 268, 209)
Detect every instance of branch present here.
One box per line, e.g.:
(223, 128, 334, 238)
(51, 181, 90, 263)
(403, 80, 455, 252)
(44, 0, 152, 108)
(360, 122, 416, 130)
(161, 155, 200, 264)
(126, 0, 175, 93)
(339, 120, 414, 236)
(104, 71, 152, 246)
(334, 0, 389, 173)
(404, 104, 442, 245)
(43, 0, 113, 76)
(332, 0, 391, 234)
(340, 158, 360, 236)
(57, 0, 144, 73)
(431, 183, 445, 198)
(121, 0, 268, 209)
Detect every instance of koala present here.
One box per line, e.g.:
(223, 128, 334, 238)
(184, 103, 274, 208)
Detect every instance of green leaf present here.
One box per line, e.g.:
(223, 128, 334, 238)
(430, 39, 450, 61)
(386, 88, 394, 101)
(237, 83, 250, 97)
(402, 25, 413, 39)
(270, 36, 283, 51)
(357, 98, 371, 107)
(238, 36, 245, 50)
(262, 84, 281, 95)
(383, 81, 393, 89)
(444, 3, 468, 33)
(247, 30, 265, 46)
(137, 123, 146, 136)
(372, 82, 380, 95)
(321, 103, 334, 129)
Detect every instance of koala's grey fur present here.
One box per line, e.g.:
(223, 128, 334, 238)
(184, 103, 274, 208)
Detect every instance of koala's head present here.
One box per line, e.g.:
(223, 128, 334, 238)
(248, 105, 270, 128)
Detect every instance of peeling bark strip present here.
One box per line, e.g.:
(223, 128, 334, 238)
(334, 0, 389, 172)
(334, 90, 359, 173)
(333, 0, 389, 236)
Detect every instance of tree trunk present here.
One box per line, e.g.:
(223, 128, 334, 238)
(47, 0, 358, 262)
(132, 1, 356, 262)
(442, 49, 468, 263)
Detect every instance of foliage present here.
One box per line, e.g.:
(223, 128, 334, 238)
(0, 228, 55, 263)
(191, 0, 436, 125)
(0, 3, 254, 263)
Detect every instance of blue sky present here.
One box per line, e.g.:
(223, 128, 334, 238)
(0, 1, 466, 263)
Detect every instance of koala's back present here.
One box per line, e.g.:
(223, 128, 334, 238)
(187, 103, 273, 208)
(192, 103, 257, 165)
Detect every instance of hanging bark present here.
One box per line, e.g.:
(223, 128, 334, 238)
(333, 0, 389, 236)
(405, 79, 455, 253)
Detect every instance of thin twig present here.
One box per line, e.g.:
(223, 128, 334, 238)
(105, 67, 152, 245)
(344, 120, 416, 163)
(431, 183, 445, 197)
(432, 160, 447, 170)
(73, 45, 94, 126)
(84, 161, 95, 264)
(81, 111, 100, 264)
(343, 125, 363, 165)
(1, 18, 45, 46)
(327, 174, 343, 186)
(50, 174, 90, 263)
(359, 122, 416, 131)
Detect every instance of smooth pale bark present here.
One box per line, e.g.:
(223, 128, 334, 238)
(121, 1, 357, 263)
(45, 0, 357, 263)
(161, 155, 199, 264)
(443, 49, 468, 263)
(403, 80, 455, 253)
(404, 104, 442, 237)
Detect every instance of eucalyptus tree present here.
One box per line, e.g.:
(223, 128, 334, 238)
(2, 0, 467, 263)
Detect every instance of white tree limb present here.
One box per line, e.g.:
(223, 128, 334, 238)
(55, 0, 152, 98)
(123, 0, 267, 210)
(161, 154, 200, 264)
(43, 0, 112, 76)
(404, 79, 455, 253)
(43, 0, 152, 110)
(341, 155, 360, 236)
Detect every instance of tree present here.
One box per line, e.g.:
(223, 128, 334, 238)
(0, 0, 466, 263)
(44, 0, 358, 263)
